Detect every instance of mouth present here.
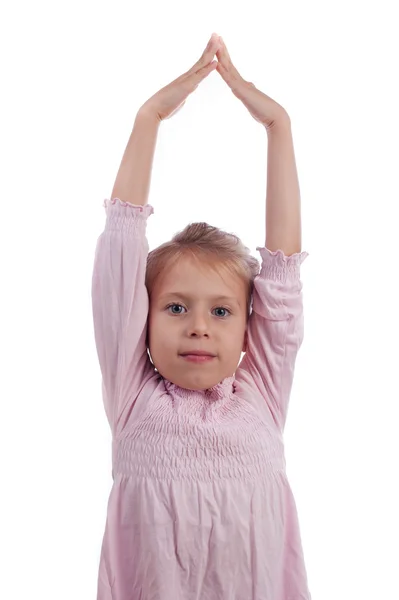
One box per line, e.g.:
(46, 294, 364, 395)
(180, 354, 216, 363)
(180, 352, 215, 357)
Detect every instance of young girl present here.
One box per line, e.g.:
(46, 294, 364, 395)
(92, 33, 311, 600)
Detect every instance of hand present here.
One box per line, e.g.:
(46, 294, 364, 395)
(140, 33, 221, 122)
(215, 37, 290, 130)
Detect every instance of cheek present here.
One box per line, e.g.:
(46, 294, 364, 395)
(148, 315, 174, 348)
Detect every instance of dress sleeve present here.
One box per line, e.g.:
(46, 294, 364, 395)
(236, 246, 309, 433)
(91, 198, 155, 436)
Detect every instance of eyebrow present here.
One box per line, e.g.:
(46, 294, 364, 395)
(158, 292, 239, 305)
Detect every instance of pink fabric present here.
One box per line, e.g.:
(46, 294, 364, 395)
(91, 198, 311, 600)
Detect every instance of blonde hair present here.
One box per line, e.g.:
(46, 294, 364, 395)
(145, 222, 260, 320)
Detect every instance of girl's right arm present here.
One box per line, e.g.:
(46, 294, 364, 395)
(110, 32, 220, 206)
(110, 108, 160, 206)
(91, 110, 158, 438)
(92, 36, 219, 436)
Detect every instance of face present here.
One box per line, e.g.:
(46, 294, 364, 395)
(147, 255, 248, 391)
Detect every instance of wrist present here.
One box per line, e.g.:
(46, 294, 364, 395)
(266, 111, 291, 135)
(137, 103, 162, 125)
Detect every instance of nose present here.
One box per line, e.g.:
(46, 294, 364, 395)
(189, 329, 209, 338)
(186, 312, 210, 337)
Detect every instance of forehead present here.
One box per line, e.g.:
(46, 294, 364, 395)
(154, 256, 245, 301)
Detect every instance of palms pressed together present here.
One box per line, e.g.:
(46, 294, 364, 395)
(142, 33, 289, 130)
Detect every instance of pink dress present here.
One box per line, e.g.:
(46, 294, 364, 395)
(91, 198, 312, 600)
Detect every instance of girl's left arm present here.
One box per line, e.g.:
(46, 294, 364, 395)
(214, 36, 302, 256)
(265, 116, 302, 256)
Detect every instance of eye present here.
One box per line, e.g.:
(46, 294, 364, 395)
(166, 303, 185, 315)
(166, 303, 231, 317)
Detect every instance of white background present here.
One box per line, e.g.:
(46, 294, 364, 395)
(1, 1, 398, 598)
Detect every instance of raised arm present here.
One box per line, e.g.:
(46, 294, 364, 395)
(265, 117, 302, 256)
(215, 38, 308, 431)
(91, 109, 159, 436)
(215, 36, 302, 256)
(111, 33, 221, 206)
(110, 109, 160, 206)
(236, 118, 307, 431)
(93, 36, 222, 437)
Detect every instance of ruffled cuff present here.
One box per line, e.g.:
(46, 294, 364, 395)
(256, 246, 309, 282)
(103, 197, 154, 216)
(103, 198, 154, 233)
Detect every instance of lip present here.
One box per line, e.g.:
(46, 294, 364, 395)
(180, 354, 216, 363)
(180, 351, 215, 357)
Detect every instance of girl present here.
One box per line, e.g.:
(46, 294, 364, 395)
(92, 33, 311, 600)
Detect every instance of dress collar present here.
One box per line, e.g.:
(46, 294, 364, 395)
(163, 375, 236, 402)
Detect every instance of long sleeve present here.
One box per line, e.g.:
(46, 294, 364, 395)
(236, 246, 309, 433)
(91, 197, 155, 437)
